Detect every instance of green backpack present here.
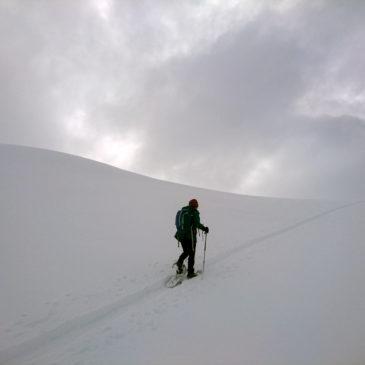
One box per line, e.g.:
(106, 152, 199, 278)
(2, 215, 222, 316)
(175, 207, 192, 239)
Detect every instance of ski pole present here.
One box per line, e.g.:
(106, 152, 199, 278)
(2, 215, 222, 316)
(202, 232, 207, 273)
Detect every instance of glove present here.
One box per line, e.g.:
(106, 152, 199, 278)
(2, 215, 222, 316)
(203, 226, 209, 234)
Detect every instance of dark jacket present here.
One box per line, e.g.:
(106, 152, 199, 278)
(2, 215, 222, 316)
(175, 205, 206, 243)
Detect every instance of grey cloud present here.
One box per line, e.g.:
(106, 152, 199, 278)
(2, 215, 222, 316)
(132, 3, 365, 199)
(265, 115, 365, 200)
(0, 0, 364, 200)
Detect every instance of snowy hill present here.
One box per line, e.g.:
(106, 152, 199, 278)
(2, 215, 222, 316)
(0, 144, 364, 365)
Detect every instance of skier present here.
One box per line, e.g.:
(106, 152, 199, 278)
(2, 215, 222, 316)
(175, 199, 209, 278)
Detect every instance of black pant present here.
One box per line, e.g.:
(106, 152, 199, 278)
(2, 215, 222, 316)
(177, 238, 196, 275)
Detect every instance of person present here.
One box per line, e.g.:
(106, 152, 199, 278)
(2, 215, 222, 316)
(175, 198, 209, 278)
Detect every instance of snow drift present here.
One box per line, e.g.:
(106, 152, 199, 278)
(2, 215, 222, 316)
(0, 144, 364, 365)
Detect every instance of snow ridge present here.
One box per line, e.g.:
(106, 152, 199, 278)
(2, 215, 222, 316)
(1, 145, 364, 365)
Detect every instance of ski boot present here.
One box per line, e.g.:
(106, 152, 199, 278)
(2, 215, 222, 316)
(187, 272, 198, 279)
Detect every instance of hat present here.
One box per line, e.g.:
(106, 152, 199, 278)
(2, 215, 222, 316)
(189, 199, 199, 208)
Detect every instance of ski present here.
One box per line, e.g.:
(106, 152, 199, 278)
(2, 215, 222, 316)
(165, 273, 185, 288)
(165, 263, 187, 288)
(165, 266, 202, 288)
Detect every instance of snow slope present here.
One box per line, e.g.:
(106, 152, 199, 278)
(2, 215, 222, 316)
(0, 144, 364, 365)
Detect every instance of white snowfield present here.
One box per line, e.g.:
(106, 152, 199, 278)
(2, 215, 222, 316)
(0, 144, 364, 365)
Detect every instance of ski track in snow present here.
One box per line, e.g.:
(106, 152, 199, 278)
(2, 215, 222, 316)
(0, 201, 361, 365)
(209, 201, 363, 266)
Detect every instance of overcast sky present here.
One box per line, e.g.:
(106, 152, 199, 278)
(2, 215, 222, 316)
(0, 0, 364, 200)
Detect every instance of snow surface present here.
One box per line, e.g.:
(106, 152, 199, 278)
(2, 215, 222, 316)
(0, 144, 364, 365)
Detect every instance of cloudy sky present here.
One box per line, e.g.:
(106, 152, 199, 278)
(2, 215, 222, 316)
(0, 0, 364, 200)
